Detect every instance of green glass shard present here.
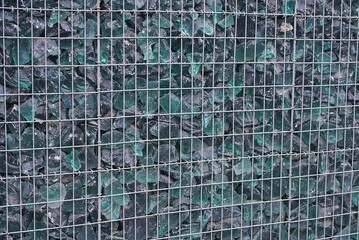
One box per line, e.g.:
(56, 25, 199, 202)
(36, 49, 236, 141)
(220, 136, 242, 157)
(101, 130, 124, 149)
(21, 127, 46, 158)
(100, 39, 110, 64)
(85, 18, 97, 38)
(160, 93, 180, 113)
(13, 39, 31, 65)
(315, 52, 339, 74)
(187, 53, 202, 75)
(113, 91, 136, 110)
(6, 134, 19, 151)
(233, 159, 252, 176)
(217, 15, 234, 28)
(197, 17, 214, 36)
(20, 98, 38, 122)
(48, 11, 69, 28)
(64, 149, 81, 171)
(101, 197, 121, 220)
(39, 182, 66, 209)
(14, 69, 32, 88)
(159, 39, 171, 63)
(281, 0, 296, 14)
(263, 42, 276, 59)
(157, 211, 190, 237)
(236, 40, 265, 62)
(305, 17, 315, 33)
(322, 124, 344, 144)
(136, 168, 159, 183)
(106, 179, 130, 206)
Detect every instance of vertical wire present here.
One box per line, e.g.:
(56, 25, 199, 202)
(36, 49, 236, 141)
(143, 2, 149, 238)
(29, 0, 36, 238)
(242, 0, 252, 238)
(179, 1, 184, 237)
(167, 0, 174, 237)
(16, 0, 23, 238)
(263, 1, 270, 239)
(231, 1, 239, 239)
(353, 6, 359, 240)
(221, 1, 228, 239)
(83, 1, 89, 238)
(109, 0, 114, 237)
(316, 0, 326, 237)
(326, 0, 335, 237)
(71, 3, 76, 238)
(252, 1, 258, 238)
(144, 0, 150, 237)
(142, 0, 150, 236)
(154, 1, 159, 238)
(96, 0, 102, 238)
(245, 7, 252, 240)
(107, 0, 113, 235)
(1, 0, 9, 236)
(302, 0, 310, 238)
(274, 0, 283, 237)
(338, 1, 346, 238)
(133, 2, 139, 238)
(43, 2, 49, 239)
(121, 0, 126, 238)
(60, 1, 70, 237)
(14, 0, 22, 238)
(209, 0, 216, 238)
(146, 0, 154, 238)
(277, 30, 284, 240)
(53, 1, 60, 238)
(348, 1, 358, 238)
(190, 0, 195, 238)
(311, 1, 319, 238)
(288, 0, 297, 237)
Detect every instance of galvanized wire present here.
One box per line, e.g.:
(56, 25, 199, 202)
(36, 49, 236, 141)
(1, 0, 359, 239)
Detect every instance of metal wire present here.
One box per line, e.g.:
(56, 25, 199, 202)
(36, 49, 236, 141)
(1, 0, 359, 239)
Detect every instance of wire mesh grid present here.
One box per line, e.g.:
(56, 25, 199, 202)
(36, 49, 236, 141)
(1, 0, 359, 239)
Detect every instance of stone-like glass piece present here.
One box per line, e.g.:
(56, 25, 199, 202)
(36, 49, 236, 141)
(39, 183, 66, 209)
(64, 149, 81, 171)
(160, 93, 180, 113)
(13, 39, 31, 65)
(20, 98, 38, 122)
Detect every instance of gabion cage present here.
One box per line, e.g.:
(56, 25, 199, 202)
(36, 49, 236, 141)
(1, 0, 359, 239)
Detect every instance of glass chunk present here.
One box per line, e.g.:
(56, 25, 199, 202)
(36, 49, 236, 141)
(48, 11, 69, 28)
(13, 39, 31, 65)
(64, 149, 81, 171)
(281, 0, 296, 14)
(187, 53, 202, 76)
(136, 168, 159, 183)
(197, 17, 214, 36)
(20, 98, 38, 122)
(217, 15, 234, 28)
(39, 183, 66, 209)
(160, 93, 180, 113)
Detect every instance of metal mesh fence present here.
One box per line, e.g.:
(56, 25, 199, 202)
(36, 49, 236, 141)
(1, 0, 359, 239)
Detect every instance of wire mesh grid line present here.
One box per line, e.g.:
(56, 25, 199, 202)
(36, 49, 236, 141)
(1, 0, 359, 239)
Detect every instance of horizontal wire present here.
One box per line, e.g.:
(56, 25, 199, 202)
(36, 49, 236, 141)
(0, 6, 358, 17)
(1, 60, 359, 68)
(1, 1, 359, 238)
(0, 171, 358, 208)
(0, 147, 358, 181)
(2, 35, 359, 40)
(0, 203, 356, 237)
(1, 127, 358, 153)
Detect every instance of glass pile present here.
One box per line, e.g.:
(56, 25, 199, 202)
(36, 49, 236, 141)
(1, 0, 359, 239)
